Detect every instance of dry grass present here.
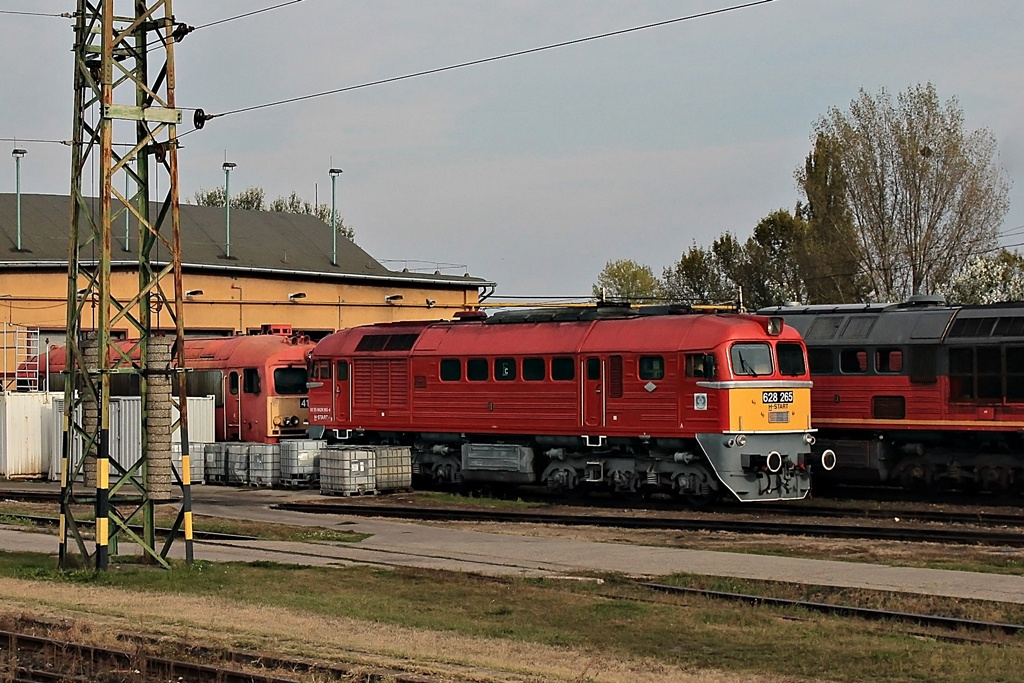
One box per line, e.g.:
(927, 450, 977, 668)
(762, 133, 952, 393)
(0, 572, 791, 683)
(0, 551, 1022, 683)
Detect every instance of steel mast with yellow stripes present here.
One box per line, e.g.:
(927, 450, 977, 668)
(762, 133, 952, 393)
(61, 0, 193, 569)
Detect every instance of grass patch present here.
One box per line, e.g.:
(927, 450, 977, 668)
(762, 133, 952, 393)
(0, 551, 1021, 683)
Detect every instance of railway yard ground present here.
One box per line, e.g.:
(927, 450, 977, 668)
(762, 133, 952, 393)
(1, 481, 1023, 682)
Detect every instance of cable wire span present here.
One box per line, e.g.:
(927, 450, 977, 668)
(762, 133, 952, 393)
(197, 0, 775, 123)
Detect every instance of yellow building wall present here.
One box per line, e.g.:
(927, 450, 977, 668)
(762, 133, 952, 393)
(0, 268, 481, 387)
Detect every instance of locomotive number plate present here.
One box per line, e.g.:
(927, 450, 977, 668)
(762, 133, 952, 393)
(762, 390, 794, 405)
(300, 397, 309, 409)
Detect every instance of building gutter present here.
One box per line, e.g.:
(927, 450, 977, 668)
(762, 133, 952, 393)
(0, 259, 496, 289)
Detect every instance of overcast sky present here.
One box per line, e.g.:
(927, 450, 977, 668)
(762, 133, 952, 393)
(1, 0, 1021, 299)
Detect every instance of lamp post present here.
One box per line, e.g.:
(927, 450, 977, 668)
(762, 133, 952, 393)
(222, 161, 236, 258)
(12, 148, 26, 251)
(329, 167, 343, 266)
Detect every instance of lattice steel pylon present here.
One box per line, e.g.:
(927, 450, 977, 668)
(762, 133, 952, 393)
(61, 0, 194, 570)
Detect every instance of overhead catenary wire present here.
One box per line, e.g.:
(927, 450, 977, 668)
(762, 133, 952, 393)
(191, 0, 775, 124)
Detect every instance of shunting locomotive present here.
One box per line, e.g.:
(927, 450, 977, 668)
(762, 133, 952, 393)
(307, 305, 820, 504)
(36, 325, 315, 444)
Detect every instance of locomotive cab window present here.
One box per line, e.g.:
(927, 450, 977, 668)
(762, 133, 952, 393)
(685, 353, 709, 378)
(731, 343, 772, 377)
(314, 360, 332, 380)
(523, 357, 545, 381)
(552, 357, 575, 381)
(274, 368, 307, 395)
(777, 342, 806, 376)
(495, 358, 517, 381)
(467, 358, 488, 381)
(336, 360, 349, 381)
(440, 359, 461, 381)
(639, 356, 665, 380)
(243, 368, 261, 394)
(840, 349, 868, 374)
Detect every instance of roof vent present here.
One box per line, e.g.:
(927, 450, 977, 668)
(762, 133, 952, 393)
(453, 310, 487, 321)
(900, 294, 945, 308)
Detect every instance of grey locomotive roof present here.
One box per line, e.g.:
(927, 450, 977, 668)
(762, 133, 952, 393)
(762, 298, 1024, 346)
(0, 193, 494, 289)
(760, 300, 959, 345)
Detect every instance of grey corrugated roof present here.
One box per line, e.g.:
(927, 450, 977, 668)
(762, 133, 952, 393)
(0, 193, 494, 289)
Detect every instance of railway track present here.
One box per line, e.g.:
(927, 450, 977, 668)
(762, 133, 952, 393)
(274, 501, 1024, 547)
(1, 623, 450, 683)
(639, 583, 1024, 635)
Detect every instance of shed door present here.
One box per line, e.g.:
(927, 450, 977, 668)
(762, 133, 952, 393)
(583, 357, 604, 428)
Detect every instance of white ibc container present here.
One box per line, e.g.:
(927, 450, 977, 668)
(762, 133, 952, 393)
(320, 446, 376, 495)
(226, 444, 250, 485)
(248, 443, 281, 487)
(375, 446, 412, 491)
(172, 442, 207, 485)
(280, 439, 323, 486)
(204, 443, 229, 484)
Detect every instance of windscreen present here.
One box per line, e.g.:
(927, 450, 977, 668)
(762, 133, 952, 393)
(273, 367, 308, 395)
(776, 342, 806, 377)
(731, 343, 773, 377)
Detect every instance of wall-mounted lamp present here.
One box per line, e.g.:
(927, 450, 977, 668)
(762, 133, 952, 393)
(385, 294, 403, 304)
(425, 298, 436, 308)
(288, 292, 307, 302)
(185, 289, 204, 299)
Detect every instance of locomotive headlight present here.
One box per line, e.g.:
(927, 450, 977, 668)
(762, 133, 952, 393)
(767, 316, 784, 335)
(803, 433, 816, 445)
(272, 416, 283, 427)
(734, 434, 747, 447)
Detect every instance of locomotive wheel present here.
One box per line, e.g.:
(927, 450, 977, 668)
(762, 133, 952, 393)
(684, 488, 720, 509)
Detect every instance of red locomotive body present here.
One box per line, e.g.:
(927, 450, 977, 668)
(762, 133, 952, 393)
(308, 306, 818, 503)
(763, 298, 1024, 491)
(37, 326, 315, 444)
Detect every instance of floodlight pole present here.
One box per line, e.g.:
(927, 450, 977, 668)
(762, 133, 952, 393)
(329, 167, 342, 266)
(12, 148, 26, 251)
(223, 161, 236, 258)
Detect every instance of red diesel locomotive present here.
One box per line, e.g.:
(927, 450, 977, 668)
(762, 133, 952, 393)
(37, 325, 315, 444)
(307, 306, 822, 504)
(762, 297, 1024, 492)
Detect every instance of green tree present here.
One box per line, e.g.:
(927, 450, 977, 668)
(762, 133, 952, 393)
(811, 83, 1010, 301)
(592, 259, 663, 304)
(795, 134, 866, 303)
(192, 186, 266, 210)
(662, 242, 735, 305)
(191, 187, 354, 241)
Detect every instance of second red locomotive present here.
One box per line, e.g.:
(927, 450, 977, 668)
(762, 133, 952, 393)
(308, 305, 822, 504)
